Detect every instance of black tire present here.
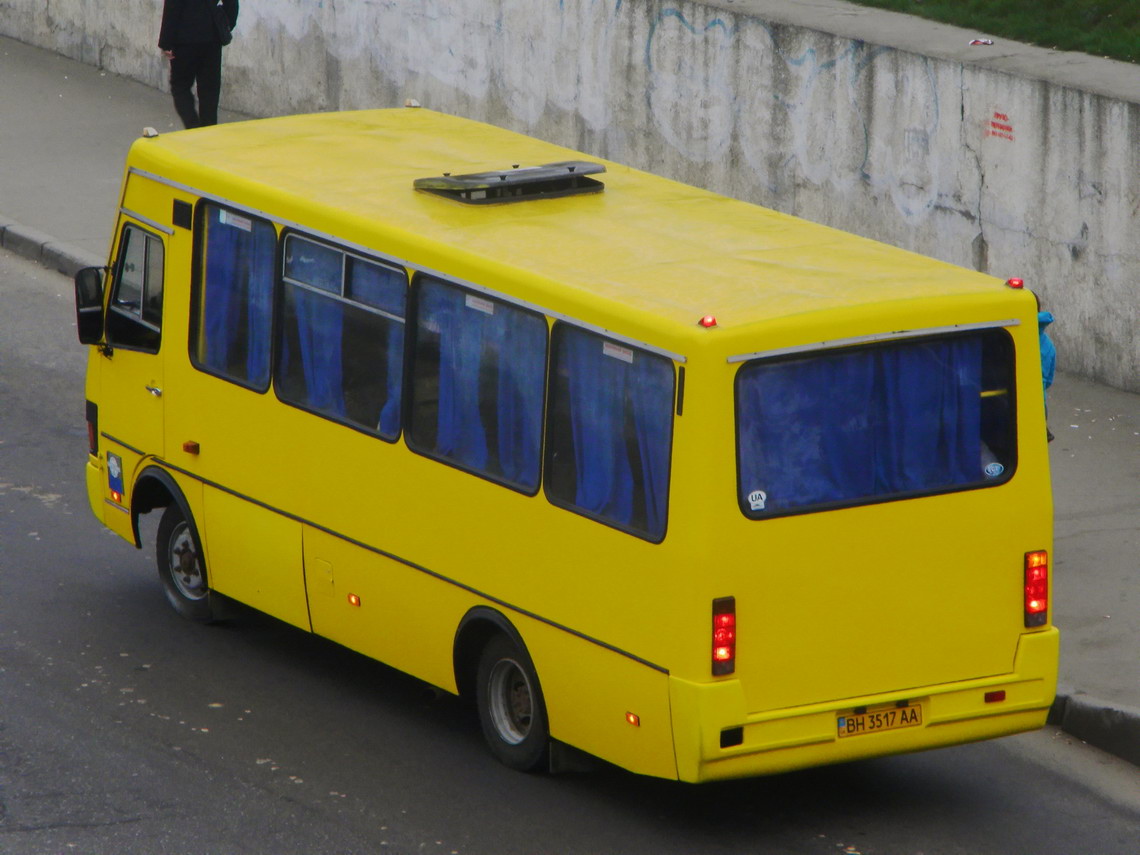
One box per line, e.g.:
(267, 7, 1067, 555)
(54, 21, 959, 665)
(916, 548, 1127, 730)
(475, 634, 549, 772)
(156, 503, 216, 623)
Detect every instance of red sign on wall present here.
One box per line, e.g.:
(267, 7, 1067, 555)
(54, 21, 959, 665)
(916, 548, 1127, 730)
(987, 111, 1015, 141)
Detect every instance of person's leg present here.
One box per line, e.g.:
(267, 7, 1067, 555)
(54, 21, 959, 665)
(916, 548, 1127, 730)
(195, 44, 224, 126)
(168, 46, 201, 128)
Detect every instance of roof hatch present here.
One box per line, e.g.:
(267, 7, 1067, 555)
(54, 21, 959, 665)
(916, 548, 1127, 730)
(413, 161, 605, 204)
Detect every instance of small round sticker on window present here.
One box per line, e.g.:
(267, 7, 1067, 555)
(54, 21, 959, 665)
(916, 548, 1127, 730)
(984, 462, 1005, 478)
(748, 489, 767, 511)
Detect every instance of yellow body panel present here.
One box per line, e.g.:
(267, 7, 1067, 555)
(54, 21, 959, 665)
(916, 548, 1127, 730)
(201, 487, 309, 630)
(302, 525, 465, 694)
(79, 108, 1057, 782)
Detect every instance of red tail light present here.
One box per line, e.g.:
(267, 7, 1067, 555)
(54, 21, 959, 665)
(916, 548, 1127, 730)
(1024, 551, 1049, 627)
(712, 597, 736, 676)
(85, 400, 99, 456)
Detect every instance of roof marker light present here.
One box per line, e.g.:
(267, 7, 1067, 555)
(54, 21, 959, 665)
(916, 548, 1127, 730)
(1006, 277, 1025, 289)
(698, 315, 718, 328)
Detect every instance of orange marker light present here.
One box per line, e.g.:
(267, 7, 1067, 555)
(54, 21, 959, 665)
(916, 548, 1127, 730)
(626, 712, 640, 727)
(347, 593, 362, 607)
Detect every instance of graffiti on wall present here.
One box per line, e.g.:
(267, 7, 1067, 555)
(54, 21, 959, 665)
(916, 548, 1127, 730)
(644, 6, 942, 223)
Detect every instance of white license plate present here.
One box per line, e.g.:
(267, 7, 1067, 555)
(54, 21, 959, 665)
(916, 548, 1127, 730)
(837, 703, 922, 738)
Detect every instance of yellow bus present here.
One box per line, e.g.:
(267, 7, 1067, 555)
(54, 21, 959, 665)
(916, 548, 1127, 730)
(74, 107, 1058, 782)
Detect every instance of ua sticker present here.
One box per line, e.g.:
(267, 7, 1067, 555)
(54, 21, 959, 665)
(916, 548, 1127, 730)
(748, 489, 767, 511)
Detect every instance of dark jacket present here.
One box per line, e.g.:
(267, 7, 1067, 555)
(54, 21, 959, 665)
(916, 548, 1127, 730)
(159, 0, 239, 50)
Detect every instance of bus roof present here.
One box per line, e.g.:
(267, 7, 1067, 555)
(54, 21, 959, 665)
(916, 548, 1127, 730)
(132, 108, 1016, 355)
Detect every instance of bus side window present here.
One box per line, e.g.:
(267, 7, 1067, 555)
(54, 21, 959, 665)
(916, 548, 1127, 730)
(191, 204, 276, 389)
(276, 234, 407, 438)
(106, 223, 164, 353)
(407, 276, 546, 492)
(544, 324, 675, 542)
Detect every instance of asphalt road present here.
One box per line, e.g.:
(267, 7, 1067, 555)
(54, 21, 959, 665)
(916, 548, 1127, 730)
(2, 249, 1138, 855)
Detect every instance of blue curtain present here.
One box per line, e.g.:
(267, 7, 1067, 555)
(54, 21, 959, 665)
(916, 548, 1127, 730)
(561, 327, 673, 539)
(350, 260, 406, 316)
(567, 330, 633, 523)
(285, 238, 341, 294)
(629, 355, 675, 538)
(351, 261, 407, 437)
(289, 288, 346, 416)
(873, 340, 981, 491)
(202, 214, 241, 373)
(423, 283, 489, 470)
(283, 241, 346, 416)
(418, 279, 544, 489)
(737, 337, 984, 514)
(202, 208, 275, 385)
(496, 316, 546, 487)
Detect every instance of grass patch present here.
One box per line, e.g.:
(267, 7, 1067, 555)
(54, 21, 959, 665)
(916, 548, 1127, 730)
(844, 0, 1140, 63)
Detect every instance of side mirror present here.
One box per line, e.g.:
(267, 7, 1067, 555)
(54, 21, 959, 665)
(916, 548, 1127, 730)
(74, 266, 106, 344)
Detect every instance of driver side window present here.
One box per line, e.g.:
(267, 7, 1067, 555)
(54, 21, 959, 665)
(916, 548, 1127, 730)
(106, 223, 164, 353)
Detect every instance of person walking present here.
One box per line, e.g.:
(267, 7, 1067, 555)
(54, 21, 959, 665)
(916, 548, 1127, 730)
(158, 0, 239, 129)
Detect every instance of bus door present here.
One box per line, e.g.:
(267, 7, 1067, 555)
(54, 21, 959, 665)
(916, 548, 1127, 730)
(172, 202, 311, 631)
(97, 216, 169, 537)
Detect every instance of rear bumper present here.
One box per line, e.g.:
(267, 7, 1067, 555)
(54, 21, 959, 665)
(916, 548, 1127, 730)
(669, 627, 1059, 783)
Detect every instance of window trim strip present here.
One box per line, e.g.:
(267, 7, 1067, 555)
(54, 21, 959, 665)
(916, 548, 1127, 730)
(726, 319, 1021, 364)
(282, 277, 408, 326)
(120, 206, 175, 236)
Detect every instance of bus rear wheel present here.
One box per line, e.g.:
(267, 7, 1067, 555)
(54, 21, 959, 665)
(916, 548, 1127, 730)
(475, 635, 549, 772)
(156, 503, 216, 623)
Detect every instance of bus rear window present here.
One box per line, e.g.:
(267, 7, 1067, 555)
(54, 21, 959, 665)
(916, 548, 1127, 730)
(736, 330, 1016, 518)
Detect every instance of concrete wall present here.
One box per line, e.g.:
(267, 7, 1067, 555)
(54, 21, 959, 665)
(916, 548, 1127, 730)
(3, 0, 1137, 390)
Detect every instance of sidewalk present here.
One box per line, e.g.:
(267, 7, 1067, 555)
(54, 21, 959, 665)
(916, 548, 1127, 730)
(2, 34, 1137, 764)
(0, 35, 245, 271)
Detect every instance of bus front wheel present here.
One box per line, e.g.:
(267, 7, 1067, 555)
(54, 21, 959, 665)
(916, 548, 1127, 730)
(156, 503, 215, 623)
(475, 635, 549, 772)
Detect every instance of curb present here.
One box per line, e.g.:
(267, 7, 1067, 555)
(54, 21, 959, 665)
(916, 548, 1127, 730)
(0, 217, 102, 277)
(1049, 690, 1140, 767)
(4, 212, 1137, 771)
